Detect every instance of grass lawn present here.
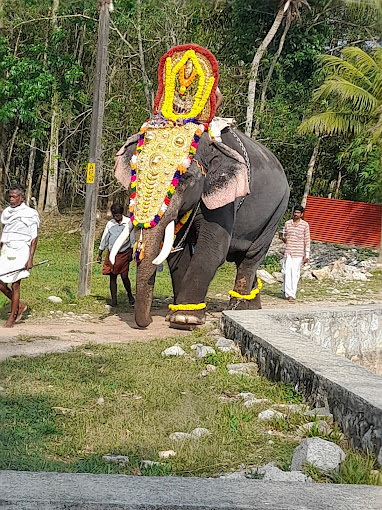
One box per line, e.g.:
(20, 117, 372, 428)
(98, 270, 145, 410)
(1, 330, 380, 483)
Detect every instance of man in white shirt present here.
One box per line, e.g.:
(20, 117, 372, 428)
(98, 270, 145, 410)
(97, 203, 135, 307)
(0, 184, 40, 327)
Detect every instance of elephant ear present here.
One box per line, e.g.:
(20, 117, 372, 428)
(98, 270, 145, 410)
(114, 133, 139, 190)
(200, 136, 250, 210)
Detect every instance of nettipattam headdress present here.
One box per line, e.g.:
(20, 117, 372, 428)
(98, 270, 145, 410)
(129, 44, 219, 234)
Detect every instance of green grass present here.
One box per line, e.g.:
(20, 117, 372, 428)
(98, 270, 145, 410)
(1, 330, 380, 483)
(0, 331, 302, 476)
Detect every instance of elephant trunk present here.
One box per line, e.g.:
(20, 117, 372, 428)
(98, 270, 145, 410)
(134, 224, 170, 328)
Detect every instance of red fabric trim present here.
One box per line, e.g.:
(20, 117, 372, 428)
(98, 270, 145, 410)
(153, 44, 219, 123)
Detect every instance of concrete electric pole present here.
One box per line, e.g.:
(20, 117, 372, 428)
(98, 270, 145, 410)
(78, 0, 112, 296)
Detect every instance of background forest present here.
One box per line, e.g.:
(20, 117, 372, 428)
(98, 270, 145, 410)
(0, 0, 381, 214)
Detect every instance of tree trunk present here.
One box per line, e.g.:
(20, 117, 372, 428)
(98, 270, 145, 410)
(334, 170, 342, 199)
(38, 149, 49, 214)
(43, 0, 60, 213)
(44, 98, 61, 213)
(25, 138, 36, 206)
(136, 0, 153, 112)
(301, 140, 320, 208)
(57, 129, 67, 203)
(245, 2, 289, 137)
(0, 125, 6, 205)
(4, 123, 19, 185)
(253, 15, 292, 137)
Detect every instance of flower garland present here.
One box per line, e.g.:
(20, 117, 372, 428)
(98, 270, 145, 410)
(174, 209, 193, 236)
(129, 120, 208, 229)
(168, 303, 206, 311)
(228, 279, 263, 300)
(162, 50, 215, 121)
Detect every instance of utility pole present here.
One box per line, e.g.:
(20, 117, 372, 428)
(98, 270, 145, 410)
(78, 0, 112, 296)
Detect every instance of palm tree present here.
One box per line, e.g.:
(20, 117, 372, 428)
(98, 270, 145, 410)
(298, 46, 382, 143)
(245, 0, 311, 138)
(299, 46, 382, 261)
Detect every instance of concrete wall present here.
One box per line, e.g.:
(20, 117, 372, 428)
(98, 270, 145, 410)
(221, 306, 382, 466)
(274, 306, 382, 375)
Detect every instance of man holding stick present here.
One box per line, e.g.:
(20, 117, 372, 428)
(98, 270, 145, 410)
(0, 184, 40, 327)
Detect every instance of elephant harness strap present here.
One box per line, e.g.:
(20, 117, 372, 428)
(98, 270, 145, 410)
(171, 202, 200, 254)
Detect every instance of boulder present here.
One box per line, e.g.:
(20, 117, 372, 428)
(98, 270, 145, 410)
(257, 462, 312, 482)
(158, 450, 176, 459)
(102, 454, 129, 467)
(272, 271, 284, 283)
(291, 437, 346, 473)
(257, 269, 277, 285)
(162, 345, 187, 357)
(226, 362, 258, 376)
(195, 344, 216, 358)
(297, 420, 332, 437)
(191, 427, 211, 438)
(258, 409, 286, 421)
(215, 337, 237, 353)
(47, 296, 62, 303)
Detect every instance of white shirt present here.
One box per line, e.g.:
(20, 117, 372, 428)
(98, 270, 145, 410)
(99, 215, 135, 253)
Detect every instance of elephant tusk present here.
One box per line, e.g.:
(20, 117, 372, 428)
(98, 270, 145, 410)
(152, 221, 175, 266)
(109, 219, 133, 265)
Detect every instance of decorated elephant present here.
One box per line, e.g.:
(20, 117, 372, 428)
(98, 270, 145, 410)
(110, 44, 289, 328)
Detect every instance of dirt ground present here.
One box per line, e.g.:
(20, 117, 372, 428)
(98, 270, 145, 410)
(1, 290, 381, 361)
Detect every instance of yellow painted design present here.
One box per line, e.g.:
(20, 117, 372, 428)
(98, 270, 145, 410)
(168, 303, 206, 311)
(228, 279, 263, 300)
(134, 123, 199, 225)
(86, 162, 95, 184)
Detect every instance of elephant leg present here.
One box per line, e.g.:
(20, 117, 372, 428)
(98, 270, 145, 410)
(166, 243, 193, 321)
(229, 251, 263, 311)
(170, 203, 233, 326)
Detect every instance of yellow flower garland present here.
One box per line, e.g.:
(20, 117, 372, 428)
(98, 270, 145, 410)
(168, 303, 206, 311)
(228, 278, 263, 300)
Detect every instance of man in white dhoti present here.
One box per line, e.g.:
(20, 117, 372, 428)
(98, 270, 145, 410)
(280, 205, 310, 302)
(0, 184, 40, 327)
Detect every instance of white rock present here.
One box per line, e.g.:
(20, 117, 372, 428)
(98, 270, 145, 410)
(268, 440, 274, 445)
(291, 437, 346, 473)
(220, 471, 248, 480)
(215, 337, 237, 353)
(0, 386, 4, 392)
(162, 345, 187, 357)
(238, 392, 270, 407)
(102, 454, 129, 466)
(97, 397, 105, 405)
(272, 271, 284, 283)
(273, 404, 306, 414)
(305, 407, 333, 421)
(141, 460, 164, 468)
(191, 427, 211, 438)
(226, 363, 257, 376)
(258, 409, 286, 421)
(257, 269, 277, 284)
(258, 462, 311, 482)
(47, 296, 62, 303)
(169, 432, 193, 441)
(208, 329, 221, 337)
(195, 344, 216, 358)
(297, 420, 332, 437)
(159, 450, 176, 459)
(198, 364, 217, 377)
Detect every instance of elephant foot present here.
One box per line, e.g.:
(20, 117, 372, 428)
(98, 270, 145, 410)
(169, 309, 206, 328)
(229, 295, 262, 311)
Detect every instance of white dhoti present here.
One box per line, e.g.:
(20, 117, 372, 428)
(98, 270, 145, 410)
(281, 255, 302, 299)
(0, 241, 30, 284)
(0, 202, 39, 285)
